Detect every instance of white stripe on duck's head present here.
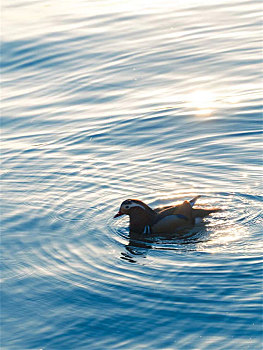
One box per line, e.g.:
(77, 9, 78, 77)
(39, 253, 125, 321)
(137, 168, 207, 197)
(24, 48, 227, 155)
(114, 199, 154, 218)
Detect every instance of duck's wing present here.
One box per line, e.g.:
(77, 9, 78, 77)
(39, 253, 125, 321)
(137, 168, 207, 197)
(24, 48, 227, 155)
(154, 196, 201, 214)
(151, 214, 191, 234)
(154, 205, 174, 215)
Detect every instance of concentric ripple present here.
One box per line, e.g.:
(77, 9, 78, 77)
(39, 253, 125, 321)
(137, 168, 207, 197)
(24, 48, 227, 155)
(2, 0, 262, 349)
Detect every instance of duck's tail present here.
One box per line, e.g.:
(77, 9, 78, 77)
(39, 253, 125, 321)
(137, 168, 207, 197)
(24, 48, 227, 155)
(192, 208, 222, 218)
(189, 195, 222, 220)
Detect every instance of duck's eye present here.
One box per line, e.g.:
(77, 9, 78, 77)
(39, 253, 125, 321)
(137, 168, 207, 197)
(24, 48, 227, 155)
(125, 205, 130, 209)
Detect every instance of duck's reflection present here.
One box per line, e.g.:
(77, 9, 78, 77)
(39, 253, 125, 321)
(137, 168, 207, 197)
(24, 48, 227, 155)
(120, 224, 210, 263)
(120, 239, 153, 263)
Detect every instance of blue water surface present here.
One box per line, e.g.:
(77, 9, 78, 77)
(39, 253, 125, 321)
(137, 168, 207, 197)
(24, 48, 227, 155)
(1, 0, 262, 349)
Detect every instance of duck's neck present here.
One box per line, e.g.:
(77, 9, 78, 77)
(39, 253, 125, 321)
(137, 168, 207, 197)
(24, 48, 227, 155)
(129, 207, 156, 234)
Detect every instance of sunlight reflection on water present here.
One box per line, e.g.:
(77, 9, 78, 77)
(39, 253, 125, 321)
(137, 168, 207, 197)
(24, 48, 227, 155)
(186, 90, 218, 116)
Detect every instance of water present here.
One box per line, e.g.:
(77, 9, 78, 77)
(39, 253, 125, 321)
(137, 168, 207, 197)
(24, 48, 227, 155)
(1, 0, 262, 349)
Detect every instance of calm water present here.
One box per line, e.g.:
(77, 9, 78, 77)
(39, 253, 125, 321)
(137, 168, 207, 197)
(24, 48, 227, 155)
(1, 0, 262, 349)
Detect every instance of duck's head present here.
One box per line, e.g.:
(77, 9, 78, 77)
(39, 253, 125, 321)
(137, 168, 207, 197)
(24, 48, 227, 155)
(114, 199, 153, 218)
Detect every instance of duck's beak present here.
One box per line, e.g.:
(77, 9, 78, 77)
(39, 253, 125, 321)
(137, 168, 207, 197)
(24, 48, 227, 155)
(114, 211, 124, 218)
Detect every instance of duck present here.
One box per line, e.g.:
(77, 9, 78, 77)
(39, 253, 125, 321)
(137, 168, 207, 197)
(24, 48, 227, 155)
(114, 196, 221, 237)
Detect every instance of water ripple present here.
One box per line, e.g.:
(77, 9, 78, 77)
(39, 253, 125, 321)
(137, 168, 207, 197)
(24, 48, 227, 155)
(2, 0, 262, 349)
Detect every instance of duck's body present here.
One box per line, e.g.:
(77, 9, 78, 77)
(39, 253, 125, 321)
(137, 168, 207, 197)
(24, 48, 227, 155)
(114, 196, 221, 237)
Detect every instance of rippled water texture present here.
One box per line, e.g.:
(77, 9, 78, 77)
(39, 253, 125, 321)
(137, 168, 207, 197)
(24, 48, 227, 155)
(2, 0, 262, 349)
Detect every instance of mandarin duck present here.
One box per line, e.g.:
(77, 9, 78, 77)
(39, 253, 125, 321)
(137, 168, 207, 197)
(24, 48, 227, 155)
(114, 196, 221, 237)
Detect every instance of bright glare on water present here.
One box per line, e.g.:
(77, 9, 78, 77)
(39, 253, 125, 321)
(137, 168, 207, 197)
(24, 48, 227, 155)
(2, 0, 262, 349)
